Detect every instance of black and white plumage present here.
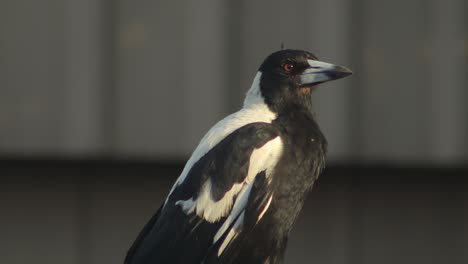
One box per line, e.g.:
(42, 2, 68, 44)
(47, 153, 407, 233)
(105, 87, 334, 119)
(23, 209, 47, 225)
(125, 49, 352, 264)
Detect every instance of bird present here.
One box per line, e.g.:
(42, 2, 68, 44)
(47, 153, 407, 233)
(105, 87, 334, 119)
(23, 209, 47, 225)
(125, 49, 352, 264)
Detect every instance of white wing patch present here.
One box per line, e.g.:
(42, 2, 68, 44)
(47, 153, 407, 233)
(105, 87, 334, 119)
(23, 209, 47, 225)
(175, 179, 244, 223)
(165, 72, 275, 203)
(213, 182, 254, 242)
(176, 136, 283, 223)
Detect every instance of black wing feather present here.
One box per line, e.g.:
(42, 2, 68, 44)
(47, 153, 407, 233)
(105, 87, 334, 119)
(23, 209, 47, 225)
(124, 205, 162, 264)
(125, 122, 280, 264)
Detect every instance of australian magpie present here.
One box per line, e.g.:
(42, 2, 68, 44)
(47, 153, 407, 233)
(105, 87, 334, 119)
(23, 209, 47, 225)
(125, 49, 352, 264)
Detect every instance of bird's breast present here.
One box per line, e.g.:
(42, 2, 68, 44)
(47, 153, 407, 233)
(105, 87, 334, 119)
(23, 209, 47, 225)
(265, 112, 327, 236)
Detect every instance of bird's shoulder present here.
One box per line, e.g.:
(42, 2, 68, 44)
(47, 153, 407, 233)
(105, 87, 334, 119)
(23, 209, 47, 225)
(167, 121, 283, 222)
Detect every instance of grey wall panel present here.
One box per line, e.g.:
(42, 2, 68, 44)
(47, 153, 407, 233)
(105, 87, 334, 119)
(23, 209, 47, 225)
(361, 0, 434, 162)
(63, 0, 108, 154)
(429, 0, 468, 163)
(360, 0, 468, 163)
(0, 0, 65, 153)
(114, 0, 187, 157)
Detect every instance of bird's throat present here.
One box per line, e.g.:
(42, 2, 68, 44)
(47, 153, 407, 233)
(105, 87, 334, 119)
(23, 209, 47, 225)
(297, 86, 312, 96)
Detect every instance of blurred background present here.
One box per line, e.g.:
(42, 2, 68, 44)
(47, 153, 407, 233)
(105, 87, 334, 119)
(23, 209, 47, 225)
(1, 0, 467, 263)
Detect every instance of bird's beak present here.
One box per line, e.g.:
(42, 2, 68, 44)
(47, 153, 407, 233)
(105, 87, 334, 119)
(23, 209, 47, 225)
(299, 59, 352, 86)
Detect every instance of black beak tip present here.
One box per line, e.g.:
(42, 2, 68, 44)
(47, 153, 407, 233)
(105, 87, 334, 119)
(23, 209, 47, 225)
(333, 65, 353, 78)
(334, 66, 353, 78)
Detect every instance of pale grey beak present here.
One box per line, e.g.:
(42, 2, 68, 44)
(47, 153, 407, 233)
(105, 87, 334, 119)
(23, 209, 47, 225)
(300, 59, 352, 86)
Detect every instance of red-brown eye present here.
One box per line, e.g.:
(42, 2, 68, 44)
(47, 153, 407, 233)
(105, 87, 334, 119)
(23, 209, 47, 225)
(283, 63, 294, 73)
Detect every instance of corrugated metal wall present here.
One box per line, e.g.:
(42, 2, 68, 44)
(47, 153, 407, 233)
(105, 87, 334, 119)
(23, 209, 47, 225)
(1, 0, 467, 163)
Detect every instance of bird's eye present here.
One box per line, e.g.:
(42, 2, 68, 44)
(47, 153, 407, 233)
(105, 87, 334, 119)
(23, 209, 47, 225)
(282, 63, 295, 73)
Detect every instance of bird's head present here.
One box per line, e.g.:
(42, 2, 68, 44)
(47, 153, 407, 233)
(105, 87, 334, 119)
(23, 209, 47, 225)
(245, 49, 352, 113)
